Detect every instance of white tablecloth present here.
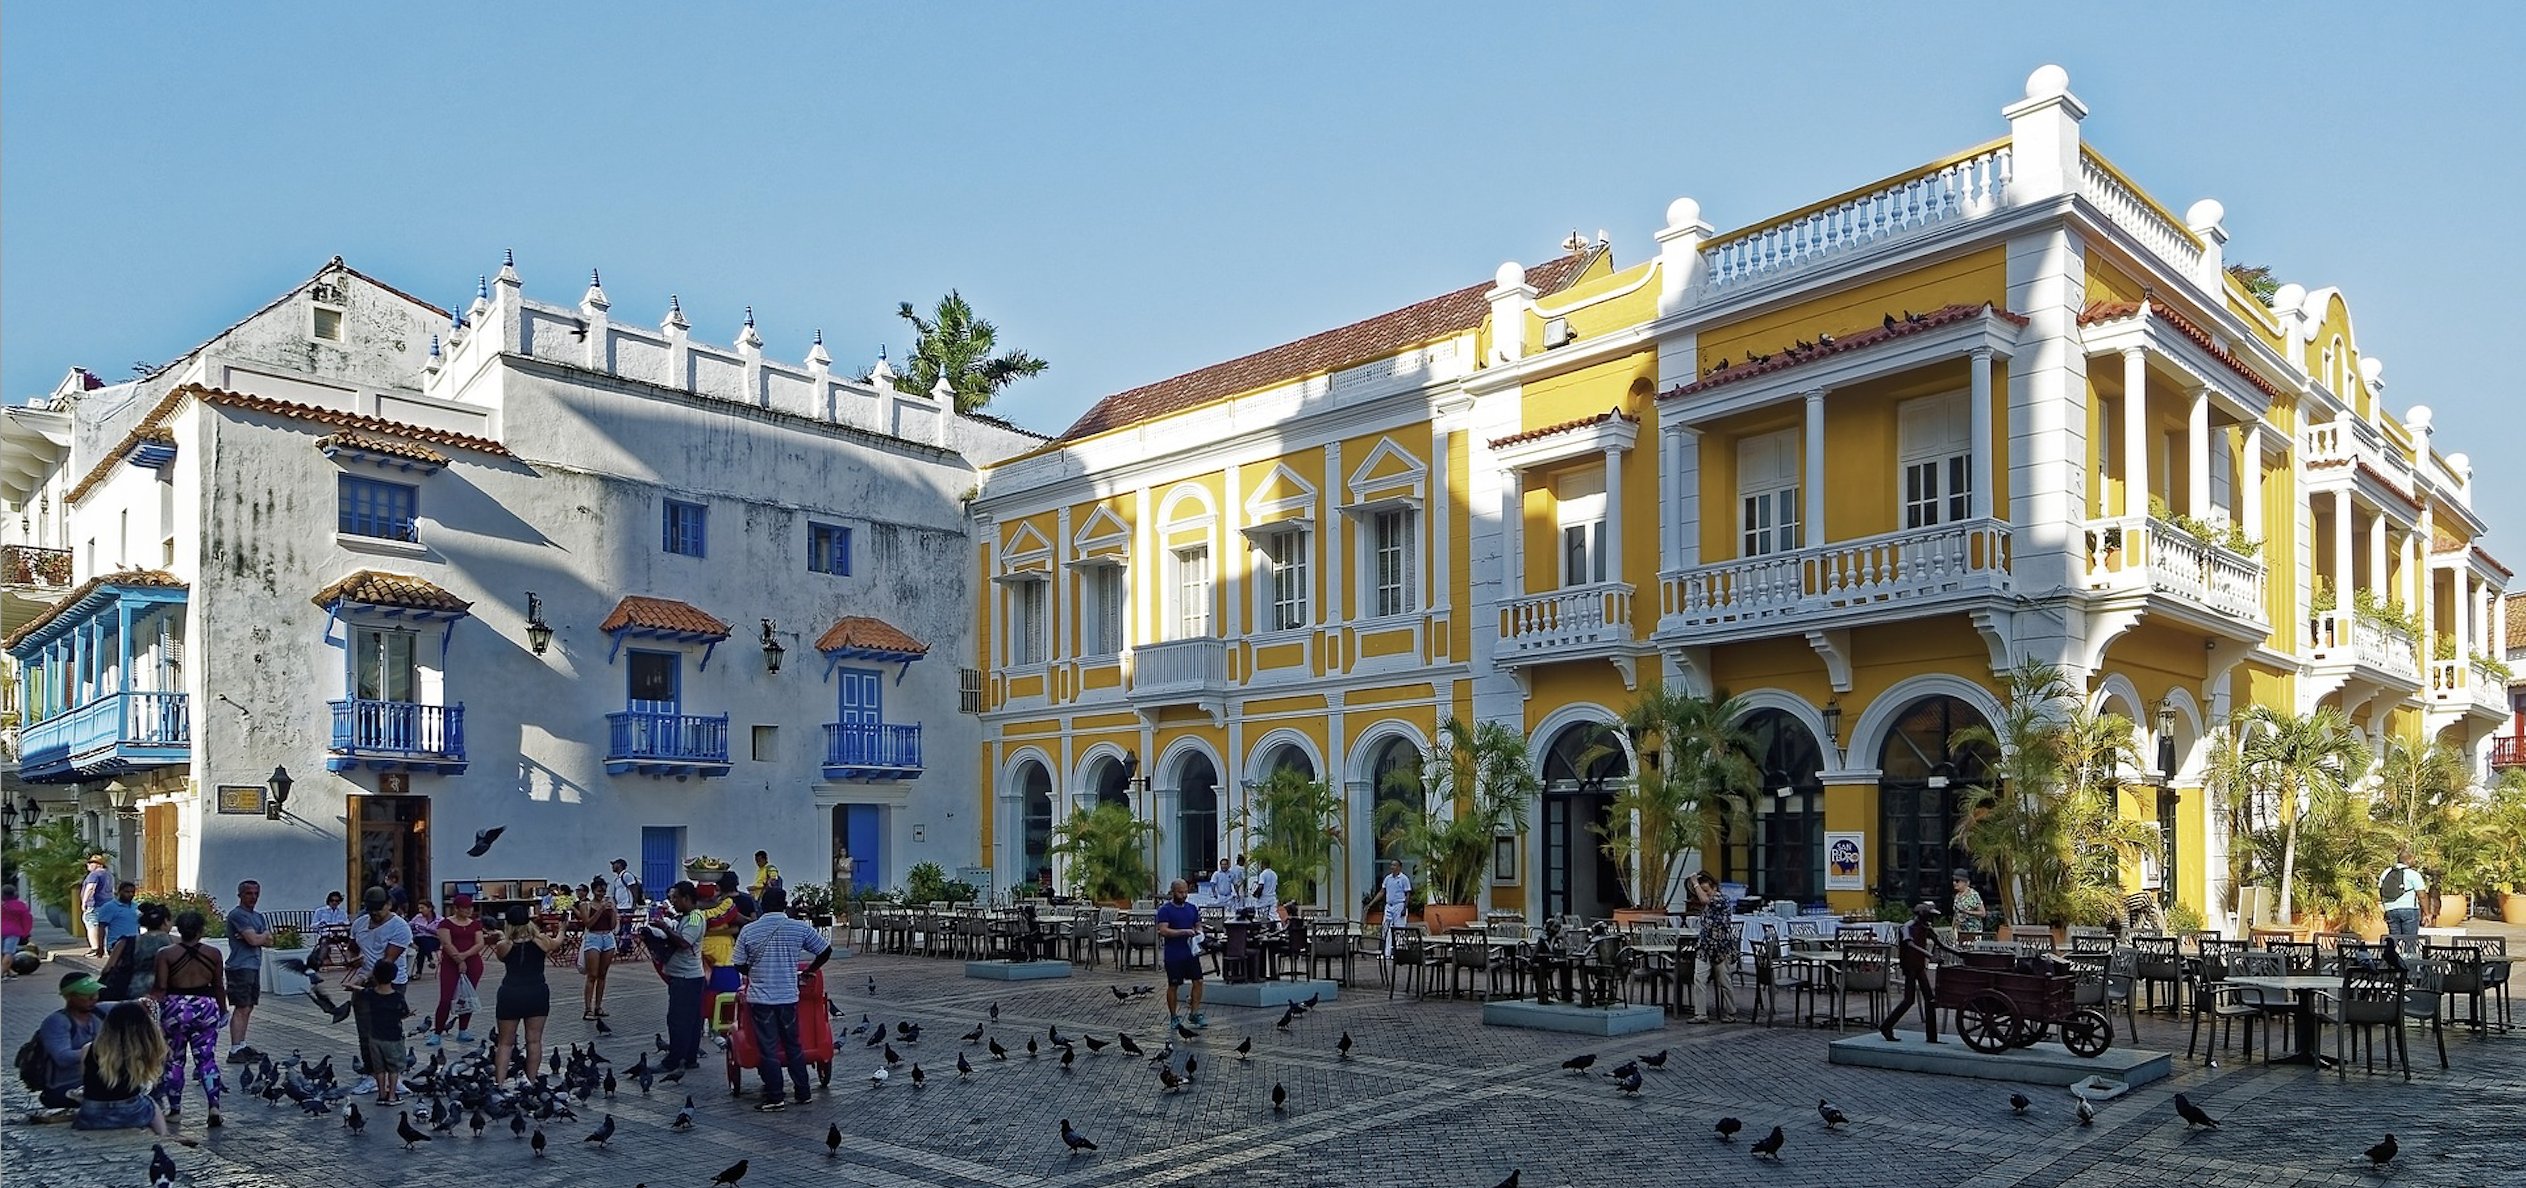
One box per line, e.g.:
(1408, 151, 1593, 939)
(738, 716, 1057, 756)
(1730, 916, 1897, 955)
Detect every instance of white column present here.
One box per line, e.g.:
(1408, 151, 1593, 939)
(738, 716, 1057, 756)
(1603, 447, 1625, 582)
(2453, 572, 2471, 665)
(2367, 514, 2387, 605)
(1804, 390, 1828, 541)
(1673, 427, 1702, 569)
(1969, 349, 1994, 521)
(2239, 423, 2263, 539)
(2122, 348, 2149, 517)
(2332, 491, 2353, 610)
(2402, 532, 2419, 615)
(1500, 469, 1524, 599)
(2186, 387, 2212, 520)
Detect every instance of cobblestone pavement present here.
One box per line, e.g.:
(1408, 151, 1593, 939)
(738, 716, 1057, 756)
(6, 928, 2523, 1188)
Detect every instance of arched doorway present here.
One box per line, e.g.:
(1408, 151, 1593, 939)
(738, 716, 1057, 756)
(1091, 754, 1130, 809)
(1742, 709, 1826, 908)
(1175, 753, 1219, 884)
(1877, 695, 1997, 909)
(1365, 736, 1421, 870)
(1541, 722, 1628, 919)
(1257, 743, 1315, 782)
(1018, 761, 1054, 891)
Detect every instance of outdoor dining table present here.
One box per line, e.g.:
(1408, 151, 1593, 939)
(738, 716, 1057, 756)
(2225, 974, 2345, 1067)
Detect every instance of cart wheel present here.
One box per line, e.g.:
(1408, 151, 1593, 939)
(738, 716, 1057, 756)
(2060, 1009, 2113, 1057)
(2013, 1020, 2051, 1049)
(1956, 992, 2016, 1054)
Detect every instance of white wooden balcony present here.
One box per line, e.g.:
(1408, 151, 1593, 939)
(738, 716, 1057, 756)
(1497, 583, 1635, 666)
(2081, 515, 2269, 637)
(1128, 637, 1228, 703)
(2307, 610, 2421, 686)
(1656, 519, 2011, 642)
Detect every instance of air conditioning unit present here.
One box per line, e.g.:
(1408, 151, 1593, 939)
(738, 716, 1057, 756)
(1542, 317, 1574, 349)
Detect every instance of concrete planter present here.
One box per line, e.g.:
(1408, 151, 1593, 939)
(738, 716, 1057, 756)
(1422, 903, 1477, 934)
(2431, 893, 2469, 928)
(2503, 892, 2526, 926)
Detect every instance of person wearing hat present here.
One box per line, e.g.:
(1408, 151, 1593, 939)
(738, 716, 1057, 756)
(1949, 869, 1988, 944)
(606, 857, 644, 952)
(78, 855, 113, 957)
(30, 972, 103, 1115)
(344, 886, 412, 1096)
(1881, 901, 1960, 1043)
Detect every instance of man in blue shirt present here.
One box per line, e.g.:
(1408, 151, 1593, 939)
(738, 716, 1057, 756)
(730, 886, 830, 1111)
(94, 882, 140, 961)
(1154, 879, 1207, 1030)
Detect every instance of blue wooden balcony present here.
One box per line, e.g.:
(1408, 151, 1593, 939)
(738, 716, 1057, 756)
(605, 710, 731, 778)
(17, 690, 190, 784)
(822, 722, 922, 780)
(326, 698, 467, 774)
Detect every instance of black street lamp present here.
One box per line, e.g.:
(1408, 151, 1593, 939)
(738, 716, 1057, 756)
(760, 619, 785, 675)
(265, 766, 294, 822)
(524, 592, 554, 656)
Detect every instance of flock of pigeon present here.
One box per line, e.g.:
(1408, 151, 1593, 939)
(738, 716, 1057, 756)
(1701, 309, 1944, 378)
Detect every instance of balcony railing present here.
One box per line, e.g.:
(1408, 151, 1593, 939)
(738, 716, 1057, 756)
(1703, 142, 2012, 293)
(822, 722, 923, 779)
(327, 698, 466, 772)
(1129, 637, 1227, 701)
(17, 690, 189, 783)
(2306, 611, 2421, 684)
(1498, 582, 1634, 661)
(2302, 418, 2416, 500)
(0, 545, 71, 587)
(2077, 147, 2204, 277)
(2425, 660, 2508, 718)
(604, 710, 730, 776)
(2493, 736, 2526, 770)
(2083, 516, 2267, 627)
(1660, 519, 2011, 635)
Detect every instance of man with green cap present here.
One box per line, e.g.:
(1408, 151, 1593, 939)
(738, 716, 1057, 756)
(29, 972, 102, 1116)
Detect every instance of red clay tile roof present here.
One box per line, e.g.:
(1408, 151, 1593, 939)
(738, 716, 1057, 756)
(311, 570, 473, 614)
(1487, 408, 1638, 451)
(66, 383, 508, 505)
(3, 569, 187, 651)
(2077, 300, 2287, 402)
(599, 595, 731, 640)
(1659, 304, 2025, 401)
(2474, 547, 2512, 579)
(1055, 247, 1606, 443)
(814, 615, 930, 656)
(318, 430, 450, 467)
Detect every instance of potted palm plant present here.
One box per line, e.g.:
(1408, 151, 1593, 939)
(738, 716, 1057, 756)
(1239, 768, 1344, 913)
(1049, 802, 1157, 906)
(1375, 718, 1537, 932)
(1952, 662, 2154, 940)
(1587, 686, 1757, 924)
(17, 818, 90, 931)
(2231, 705, 2372, 925)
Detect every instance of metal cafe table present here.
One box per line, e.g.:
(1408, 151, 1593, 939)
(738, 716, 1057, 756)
(2223, 973, 2344, 1067)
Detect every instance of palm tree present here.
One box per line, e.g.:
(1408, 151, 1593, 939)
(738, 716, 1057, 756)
(1239, 769, 1344, 909)
(888, 291, 1048, 413)
(2234, 705, 2371, 925)
(2371, 736, 2469, 875)
(1586, 686, 1758, 911)
(1950, 662, 2154, 925)
(1373, 719, 1537, 909)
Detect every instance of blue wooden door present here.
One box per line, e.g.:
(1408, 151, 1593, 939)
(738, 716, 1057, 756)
(837, 668, 880, 763)
(842, 805, 882, 895)
(640, 826, 683, 894)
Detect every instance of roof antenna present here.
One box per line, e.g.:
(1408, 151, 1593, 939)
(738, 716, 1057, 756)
(1562, 229, 1588, 254)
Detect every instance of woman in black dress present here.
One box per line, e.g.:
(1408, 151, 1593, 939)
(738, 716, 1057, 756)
(487, 906, 564, 1085)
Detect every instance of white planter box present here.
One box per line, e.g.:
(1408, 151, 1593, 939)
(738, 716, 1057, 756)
(261, 948, 313, 994)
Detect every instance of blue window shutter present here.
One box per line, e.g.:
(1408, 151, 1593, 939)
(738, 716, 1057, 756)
(640, 827, 681, 893)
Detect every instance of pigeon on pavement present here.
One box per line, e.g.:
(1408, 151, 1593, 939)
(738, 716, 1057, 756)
(1061, 1120, 1097, 1154)
(2363, 1134, 2397, 1168)
(1817, 1099, 1848, 1127)
(2009, 1092, 2032, 1116)
(1337, 1032, 1353, 1060)
(396, 1111, 431, 1149)
(583, 1114, 614, 1146)
(1271, 1082, 1287, 1112)
(711, 1158, 750, 1185)
(2174, 1093, 2218, 1129)
(150, 1143, 179, 1188)
(1714, 1117, 1742, 1141)
(827, 1122, 843, 1156)
(1752, 1126, 1786, 1159)
(1562, 1053, 1598, 1073)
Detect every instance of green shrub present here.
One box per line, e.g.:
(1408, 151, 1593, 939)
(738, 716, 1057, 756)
(146, 888, 226, 936)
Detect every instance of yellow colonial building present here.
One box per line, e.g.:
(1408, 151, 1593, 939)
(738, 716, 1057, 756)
(971, 65, 2509, 927)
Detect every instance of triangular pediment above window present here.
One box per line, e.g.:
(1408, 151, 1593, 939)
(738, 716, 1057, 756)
(1347, 436, 1427, 503)
(1244, 462, 1320, 520)
(1001, 520, 1053, 560)
(1072, 503, 1132, 553)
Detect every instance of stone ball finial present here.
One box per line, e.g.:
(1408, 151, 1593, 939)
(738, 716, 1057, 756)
(1493, 261, 1525, 290)
(2447, 452, 2471, 476)
(2405, 403, 2431, 430)
(2184, 198, 2225, 233)
(1664, 196, 1702, 230)
(2361, 357, 2385, 385)
(2273, 282, 2306, 311)
(2025, 64, 2070, 100)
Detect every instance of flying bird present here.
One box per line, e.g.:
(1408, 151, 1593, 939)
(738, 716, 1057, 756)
(396, 1110, 431, 1149)
(1714, 1117, 1742, 1141)
(308, 984, 355, 1024)
(2363, 1134, 2397, 1168)
(826, 1123, 843, 1156)
(584, 1114, 614, 1146)
(1752, 1126, 1786, 1159)
(2173, 1093, 2218, 1129)
(465, 826, 506, 858)
(711, 1158, 750, 1185)
(2009, 1092, 2032, 1116)
(1818, 1099, 1848, 1127)
(1061, 1119, 1098, 1154)
(1271, 1082, 1287, 1112)
(1562, 1053, 1598, 1073)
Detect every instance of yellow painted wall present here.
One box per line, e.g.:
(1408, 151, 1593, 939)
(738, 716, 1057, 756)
(1695, 247, 2009, 371)
(1536, 259, 1657, 343)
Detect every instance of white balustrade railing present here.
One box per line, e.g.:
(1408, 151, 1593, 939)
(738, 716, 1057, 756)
(2077, 149, 2203, 277)
(2302, 418, 2416, 498)
(1702, 145, 2012, 292)
(2307, 610, 2420, 684)
(2428, 659, 2511, 716)
(1129, 637, 1226, 697)
(1498, 583, 1634, 657)
(1661, 519, 2011, 632)
(2472, 660, 2509, 714)
(2302, 421, 2348, 465)
(2081, 516, 2268, 625)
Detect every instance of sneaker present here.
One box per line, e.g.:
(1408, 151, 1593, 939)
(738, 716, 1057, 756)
(455, 1030, 475, 1043)
(754, 1099, 787, 1113)
(1169, 1015, 1182, 1031)
(350, 1076, 378, 1095)
(424, 1033, 441, 1048)
(1188, 1013, 1208, 1028)
(225, 1046, 250, 1064)
(791, 1091, 812, 1105)
(208, 1111, 223, 1129)
(29, 1107, 75, 1124)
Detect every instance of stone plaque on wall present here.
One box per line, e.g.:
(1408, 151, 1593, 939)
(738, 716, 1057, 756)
(216, 785, 266, 815)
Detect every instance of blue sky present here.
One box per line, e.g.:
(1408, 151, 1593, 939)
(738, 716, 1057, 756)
(6, 5, 2521, 572)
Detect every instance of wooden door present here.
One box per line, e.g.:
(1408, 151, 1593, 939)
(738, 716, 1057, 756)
(141, 803, 177, 892)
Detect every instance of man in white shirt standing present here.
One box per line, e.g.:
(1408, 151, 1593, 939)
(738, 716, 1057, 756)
(2379, 849, 2428, 943)
(1250, 858, 1280, 924)
(1377, 860, 1412, 956)
(608, 858, 644, 947)
(345, 888, 412, 1096)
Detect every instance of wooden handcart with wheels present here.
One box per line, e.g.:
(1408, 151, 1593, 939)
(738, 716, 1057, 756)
(1937, 950, 2114, 1057)
(723, 966, 837, 1093)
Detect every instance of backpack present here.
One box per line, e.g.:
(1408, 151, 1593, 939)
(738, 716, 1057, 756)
(13, 1036, 47, 1092)
(2380, 865, 2409, 903)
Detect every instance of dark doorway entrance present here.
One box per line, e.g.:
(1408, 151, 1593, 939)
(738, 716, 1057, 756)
(1541, 723, 1628, 919)
(348, 793, 429, 911)
(1742, 708, 1826, 908)
(1876, 695, 1996, 909)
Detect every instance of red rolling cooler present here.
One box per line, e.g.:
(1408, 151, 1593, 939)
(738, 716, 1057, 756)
(724, 966, 836, 1092)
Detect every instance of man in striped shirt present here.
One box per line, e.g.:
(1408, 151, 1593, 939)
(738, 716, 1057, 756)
(730, 886, 830, 1111)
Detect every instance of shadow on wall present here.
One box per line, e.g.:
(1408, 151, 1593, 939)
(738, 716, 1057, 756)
(515, 757, 587, 805)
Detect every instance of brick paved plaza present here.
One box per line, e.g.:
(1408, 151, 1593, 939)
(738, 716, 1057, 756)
(6, 928, 2523, 1188)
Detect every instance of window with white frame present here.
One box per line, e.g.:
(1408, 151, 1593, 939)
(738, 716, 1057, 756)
(1554, 472, 1606, 587)
(1170, 545, 1212, 639)
(1367, 507, 1417, 617)
(1737, 428, 1801, 557)
(1011, 578, 1048, 666)
(1897, 391, 1973, 529)
(1082, 564, 1125, 656)
(1255, 526, 1310, 632)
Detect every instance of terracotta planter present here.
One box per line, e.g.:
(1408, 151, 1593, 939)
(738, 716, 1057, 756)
(1422, 903, 1478, 934)
(2431, 893, 2469, 928)
(2502, 892, 2526, 926)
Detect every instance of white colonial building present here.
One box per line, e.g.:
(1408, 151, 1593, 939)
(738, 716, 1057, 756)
(3, 255, 1036, 915)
